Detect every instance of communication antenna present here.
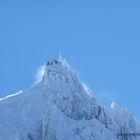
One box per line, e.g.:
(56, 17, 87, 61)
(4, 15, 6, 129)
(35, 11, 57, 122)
(59, 51, 62, 59)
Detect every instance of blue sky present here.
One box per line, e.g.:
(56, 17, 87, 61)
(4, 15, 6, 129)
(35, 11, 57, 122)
(0, 0, 140, 120)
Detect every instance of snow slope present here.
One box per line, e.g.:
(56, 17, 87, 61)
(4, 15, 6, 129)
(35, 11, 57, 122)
(0, 57, 139, 140)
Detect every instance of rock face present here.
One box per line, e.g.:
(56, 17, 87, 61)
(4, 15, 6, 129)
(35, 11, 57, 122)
(0, 58, 140, 140)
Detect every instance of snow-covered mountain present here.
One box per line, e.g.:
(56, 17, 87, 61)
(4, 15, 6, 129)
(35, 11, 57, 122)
(0, 57, 140, 140)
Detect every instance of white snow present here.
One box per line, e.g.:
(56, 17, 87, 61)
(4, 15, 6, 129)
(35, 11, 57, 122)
(0, 90, 23, 101)
(35, 64, 46, 83)
(0, 57, 139, 140)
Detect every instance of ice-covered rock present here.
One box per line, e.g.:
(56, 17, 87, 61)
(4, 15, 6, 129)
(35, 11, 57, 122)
(0, 58, 139, 140)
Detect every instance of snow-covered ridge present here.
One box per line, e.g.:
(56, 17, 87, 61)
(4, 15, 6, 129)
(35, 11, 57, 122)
(0, 58, 139, 140)
(0, 90, 23, 101)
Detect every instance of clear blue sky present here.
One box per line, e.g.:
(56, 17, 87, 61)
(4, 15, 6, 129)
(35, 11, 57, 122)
(0, 0, 140, 120)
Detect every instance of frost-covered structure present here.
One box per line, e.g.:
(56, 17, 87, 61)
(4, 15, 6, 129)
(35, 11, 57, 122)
(0, 57, 140, 140)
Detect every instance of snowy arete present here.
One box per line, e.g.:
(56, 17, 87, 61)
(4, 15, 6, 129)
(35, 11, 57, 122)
(0, 57, 140, 140)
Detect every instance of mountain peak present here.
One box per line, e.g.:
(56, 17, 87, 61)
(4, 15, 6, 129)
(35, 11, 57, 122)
(41, 57, 82, 94)
(0, 58, 140, 140)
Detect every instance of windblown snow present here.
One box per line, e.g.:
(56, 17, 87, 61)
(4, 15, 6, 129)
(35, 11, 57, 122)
(0, 57, 140, 140)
